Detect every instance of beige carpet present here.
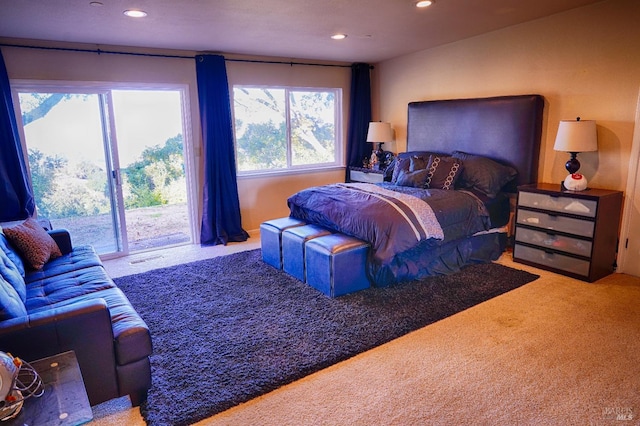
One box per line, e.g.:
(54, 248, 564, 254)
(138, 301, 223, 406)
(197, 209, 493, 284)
(93, 244, 640, 425)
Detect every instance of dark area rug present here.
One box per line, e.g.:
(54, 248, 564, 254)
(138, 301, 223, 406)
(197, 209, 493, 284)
(114, 249, 538, 426)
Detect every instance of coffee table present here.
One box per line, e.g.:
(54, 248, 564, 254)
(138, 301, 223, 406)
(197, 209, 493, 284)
(5, 350, 93, 426)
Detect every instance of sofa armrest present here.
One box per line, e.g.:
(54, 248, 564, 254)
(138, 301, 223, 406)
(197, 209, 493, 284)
(0, 298, 114, 356)
(0, 298, 120, 405)
(48, 229, 73, 254)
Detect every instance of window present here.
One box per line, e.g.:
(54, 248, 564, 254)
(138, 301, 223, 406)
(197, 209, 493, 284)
(233, 86, 342, 173)
(13, 83, 196, 257)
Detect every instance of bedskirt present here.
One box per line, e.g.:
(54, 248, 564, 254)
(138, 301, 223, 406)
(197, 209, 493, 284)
(369, 230, 507, 286)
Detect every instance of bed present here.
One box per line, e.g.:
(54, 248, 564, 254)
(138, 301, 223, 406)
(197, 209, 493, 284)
(288, 94, 544, 286)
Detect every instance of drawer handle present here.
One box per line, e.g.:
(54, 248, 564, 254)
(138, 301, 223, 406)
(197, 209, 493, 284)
(543, 249, 555, 255)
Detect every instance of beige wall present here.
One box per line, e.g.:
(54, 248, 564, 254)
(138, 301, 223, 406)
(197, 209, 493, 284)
(377, 0, 640, 192)
(4, 0, 638, 239)
(0, 42, 350, 236)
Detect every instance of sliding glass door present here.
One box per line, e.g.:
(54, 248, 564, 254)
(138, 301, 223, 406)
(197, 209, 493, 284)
(14, 84, 194, 257)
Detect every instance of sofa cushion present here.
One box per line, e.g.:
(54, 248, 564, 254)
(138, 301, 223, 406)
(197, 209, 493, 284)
(0, 245, 26, 303)
(26, 266, 117, 312)
(3, 218, 62, 270)
(0, 233, 25, 277)
(0, 273, 27, 320)
(25, 245, 104, 284)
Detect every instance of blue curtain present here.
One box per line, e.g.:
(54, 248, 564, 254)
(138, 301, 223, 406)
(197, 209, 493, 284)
(0, 50, 35, 222)
(195, 54, 249, 246)
(345, 63, 372, 180)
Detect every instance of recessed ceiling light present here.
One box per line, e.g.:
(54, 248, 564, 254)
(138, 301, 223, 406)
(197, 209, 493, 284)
(416, 0, 434, 7)
(331, 34, 347, 40)
(123, 9, 147, 18)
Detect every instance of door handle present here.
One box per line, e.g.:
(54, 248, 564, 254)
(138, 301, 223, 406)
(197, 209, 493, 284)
(111, 169, 121, 185)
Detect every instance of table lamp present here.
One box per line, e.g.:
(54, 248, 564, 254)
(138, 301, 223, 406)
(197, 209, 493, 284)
(553, 117, 597, 191)
(366, 122, 394, 170)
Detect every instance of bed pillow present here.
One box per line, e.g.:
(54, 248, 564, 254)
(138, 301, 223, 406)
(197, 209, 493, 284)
(409, 154, 431, 172)
(424, 155, 463, 190)
(2, 218, 62, 270)
(396, 150, 435, 160)
(452, 151, 517, 198)
(395, 168, 430, 188)
(391, 157, 412, 184)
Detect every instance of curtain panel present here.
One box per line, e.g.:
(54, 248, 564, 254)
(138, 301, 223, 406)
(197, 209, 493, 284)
(195, 54, 249, 246)
(345, 63, 372, 181)
(0, 50, 35, 222)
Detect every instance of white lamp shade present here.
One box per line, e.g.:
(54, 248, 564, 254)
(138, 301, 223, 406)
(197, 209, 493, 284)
(553, 119, 597, 153)
(366, 122, 394, 143)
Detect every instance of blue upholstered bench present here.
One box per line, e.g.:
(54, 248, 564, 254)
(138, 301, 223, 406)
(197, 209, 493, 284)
(282, 224, 332, 282)
(305, 234, 371, 297)
(260, 217, 306, 269)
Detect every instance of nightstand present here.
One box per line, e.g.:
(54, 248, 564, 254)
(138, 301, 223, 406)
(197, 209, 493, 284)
(348, 167, 384, 183)
(513, 183, 623, 282)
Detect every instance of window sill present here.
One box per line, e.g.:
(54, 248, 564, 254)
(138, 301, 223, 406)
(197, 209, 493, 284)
(237, 166, 345, 180)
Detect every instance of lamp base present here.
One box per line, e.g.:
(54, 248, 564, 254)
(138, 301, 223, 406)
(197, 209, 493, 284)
(562, 173, 588, 191)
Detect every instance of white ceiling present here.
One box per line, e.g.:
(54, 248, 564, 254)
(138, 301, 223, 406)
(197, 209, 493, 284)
(0, 0, 602, 63)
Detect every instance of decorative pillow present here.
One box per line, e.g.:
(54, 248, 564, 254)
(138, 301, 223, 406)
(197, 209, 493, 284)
(452, 151, 517, 198)
(383, 157, 397, 181)
(0, 273, 27, 320)
(3, 218, 62, 270)
(424, 155, 463, 190)
(396, 150, 436, 160)
(409, 154, 430, 172)
(391, 157, 412, 184)
(395, 168, 430, 188)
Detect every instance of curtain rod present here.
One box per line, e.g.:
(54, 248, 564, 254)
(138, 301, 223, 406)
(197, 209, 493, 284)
(0, 42, 365, 69)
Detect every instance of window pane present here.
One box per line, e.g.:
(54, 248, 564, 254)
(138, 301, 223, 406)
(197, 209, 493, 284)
(290, 91, 336, 166)
(233, 87, 287, 171)
(18, 92, 121, 254)
(111, 90, 192, 251)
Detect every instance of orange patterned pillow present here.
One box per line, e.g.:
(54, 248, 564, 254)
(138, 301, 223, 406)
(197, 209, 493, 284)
(3, 218, 62, 270)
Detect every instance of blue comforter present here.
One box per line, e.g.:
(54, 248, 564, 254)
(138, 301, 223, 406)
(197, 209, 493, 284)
(287, 183, 492, 286)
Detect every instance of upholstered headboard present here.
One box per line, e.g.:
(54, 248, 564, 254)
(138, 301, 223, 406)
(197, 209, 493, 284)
(407, 94, 544, 192)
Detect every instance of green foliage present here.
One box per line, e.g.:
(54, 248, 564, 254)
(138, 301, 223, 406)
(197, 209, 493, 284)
(28, 135, 185, 217)
(123, 134, 185, 208)
(234, 87, 336, 171)
(27, 148, 67, 218)
(236, 121, 287, 170)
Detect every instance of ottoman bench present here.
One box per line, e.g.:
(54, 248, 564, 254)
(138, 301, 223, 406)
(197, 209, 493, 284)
(282, 224, 332, 282)
(260, 217, 306, 269)
(305, 234, 371, 297)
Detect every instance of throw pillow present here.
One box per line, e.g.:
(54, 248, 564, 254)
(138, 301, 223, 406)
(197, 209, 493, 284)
(395, 168, 430, 188)
(3, 218, 62, 270)
(452, 151, 517, 198)
(409, 154, 431, 172)
(391, 157, 412, 184)
(424, 155, 463, 190)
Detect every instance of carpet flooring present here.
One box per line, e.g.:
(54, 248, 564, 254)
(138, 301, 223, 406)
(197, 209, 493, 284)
(114, 249, 538, 426)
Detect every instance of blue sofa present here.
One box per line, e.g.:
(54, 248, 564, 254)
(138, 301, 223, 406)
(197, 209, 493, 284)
(0, 226, 152, 406)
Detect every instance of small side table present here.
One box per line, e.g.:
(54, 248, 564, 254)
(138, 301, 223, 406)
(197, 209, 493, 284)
(349, 167, 384, 183)
(6, 351, 93, 426)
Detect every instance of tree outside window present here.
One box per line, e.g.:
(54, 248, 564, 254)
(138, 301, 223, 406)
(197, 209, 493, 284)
(233, 86, 341, 173)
